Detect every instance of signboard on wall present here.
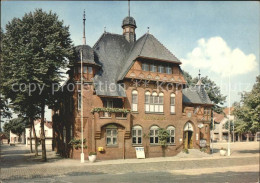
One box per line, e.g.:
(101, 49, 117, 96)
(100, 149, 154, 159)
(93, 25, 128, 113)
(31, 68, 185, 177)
(200, 139, 207, 147)
(135, 147, 145, 159)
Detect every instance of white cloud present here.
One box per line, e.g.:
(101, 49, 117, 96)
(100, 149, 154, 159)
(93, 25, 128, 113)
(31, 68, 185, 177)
(181, 37, 257, 77)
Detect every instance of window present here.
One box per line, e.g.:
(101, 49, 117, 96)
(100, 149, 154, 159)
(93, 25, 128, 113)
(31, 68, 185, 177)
(142, 63, 149, 71)
(78, 90, 81, 110)
(145, 91, 151, 112)
(88, 67, 93, 74)
(158, 65, 165, 73)
(83, 66, 87, 73)
(145, 91, 163, 113)
(170, 93, 175, 114)
(204, 108, 211, 116)
(63, 127, 66, 143)
(106, 128, 117, 145)
(132, 126, 142, 145)
(45, 130, 48, 137)
(132, 90, 138, 112)
(70, 125, 73, 138)
(104, 99, 113, 108)
(166, 66, 172, 74)
(150, 126, 159, 144)
(150, 64, 157, 72)
(167, 126, 175, 144)
(159, 92, 164, 113)
(78, 66, 81, 73)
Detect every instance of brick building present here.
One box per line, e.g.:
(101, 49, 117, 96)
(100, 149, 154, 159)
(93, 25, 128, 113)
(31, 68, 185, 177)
(52, 11, 213, 160)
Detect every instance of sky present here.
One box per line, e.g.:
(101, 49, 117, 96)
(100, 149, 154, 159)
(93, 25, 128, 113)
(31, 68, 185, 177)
(1, 1, 259, 122)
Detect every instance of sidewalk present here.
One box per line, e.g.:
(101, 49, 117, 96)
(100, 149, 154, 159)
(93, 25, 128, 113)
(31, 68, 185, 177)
(0, 142, 259, 181)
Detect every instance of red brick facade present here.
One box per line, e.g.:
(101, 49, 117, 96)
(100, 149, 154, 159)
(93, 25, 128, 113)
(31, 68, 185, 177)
(53, 59, 212, 160)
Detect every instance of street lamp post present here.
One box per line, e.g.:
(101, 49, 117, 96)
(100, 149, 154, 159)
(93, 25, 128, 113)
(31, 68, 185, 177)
(80, 49, 84, 163)
(227, 71, 231, 156)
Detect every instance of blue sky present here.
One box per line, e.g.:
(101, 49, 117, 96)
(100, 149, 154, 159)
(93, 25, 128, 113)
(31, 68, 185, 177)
(1, 1, 259, 120)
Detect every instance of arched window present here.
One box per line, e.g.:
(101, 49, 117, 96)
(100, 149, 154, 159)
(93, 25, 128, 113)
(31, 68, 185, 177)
(132, 125, 142, 145)
(145, 91, 151, 112)
(170, 93, 175, 114)
(167, 126, 175, 144)
(151, 92, 158, 112)
(159, 92, 164, 112)
(150, 126, 159, 144)
(132, 90, 138, 112)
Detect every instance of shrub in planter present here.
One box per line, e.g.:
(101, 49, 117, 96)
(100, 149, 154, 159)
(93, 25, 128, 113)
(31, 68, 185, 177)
(88, 152, 97, 163)
(220, 147, 227, 156)
(182, 148, 189, 154)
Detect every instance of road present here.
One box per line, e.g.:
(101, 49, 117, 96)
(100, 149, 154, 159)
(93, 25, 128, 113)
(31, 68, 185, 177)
(0, 142, 259, 183)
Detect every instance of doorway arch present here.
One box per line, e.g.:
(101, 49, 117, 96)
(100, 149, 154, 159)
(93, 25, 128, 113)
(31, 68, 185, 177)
(183, 122, 194, 149)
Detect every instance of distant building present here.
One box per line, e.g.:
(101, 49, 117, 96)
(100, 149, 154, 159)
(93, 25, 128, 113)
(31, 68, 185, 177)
(25, 119, 53, 149)
(0, 133, 8, 144)
(10, 131, 25, 144)
(211, 107, 258, 142)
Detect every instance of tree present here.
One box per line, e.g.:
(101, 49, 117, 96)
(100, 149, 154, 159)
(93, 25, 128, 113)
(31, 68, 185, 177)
(1, 9, 74, 161)
(158, 128, 170, 157)
(3, 117, 26, 140)
(233, 75, 260, 135)
(183, 70, 226, 113)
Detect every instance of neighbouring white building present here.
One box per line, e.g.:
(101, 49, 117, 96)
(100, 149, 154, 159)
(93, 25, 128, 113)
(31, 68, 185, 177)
(25, 119, 53, 149)
(211, 107, 259, 142)
(10, 131, 25, 144)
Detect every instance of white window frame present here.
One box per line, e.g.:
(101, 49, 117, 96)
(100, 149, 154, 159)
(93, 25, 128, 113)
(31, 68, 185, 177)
(150, 126, 159, 144)
(170, 93, 175, 114)
(145, 91, 151, 112)
(166, 66, 172, 74)
(132, 125, 142, 145)
(158, 65, 165, 73)
(106, 128, 117, 146)
(142, 63, 149, 71)
(132, 90, 138, 112)
(167, 126, 175, 144)
(159, 92, 164, 113)
(150, 64, 157, 72)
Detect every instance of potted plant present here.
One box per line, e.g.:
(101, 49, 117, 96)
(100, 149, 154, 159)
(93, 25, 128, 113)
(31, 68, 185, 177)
(220, 147, 227, 156)
(88, 152, 97, 163)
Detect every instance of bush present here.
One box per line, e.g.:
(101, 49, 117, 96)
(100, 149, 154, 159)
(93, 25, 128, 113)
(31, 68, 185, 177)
(89, 152, 97, 156)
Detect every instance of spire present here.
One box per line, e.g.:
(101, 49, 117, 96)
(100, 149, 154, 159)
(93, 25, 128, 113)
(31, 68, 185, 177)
(83, 9, 86, 45)
(128, 0, 130, 17)
(196, 69, 203, 86)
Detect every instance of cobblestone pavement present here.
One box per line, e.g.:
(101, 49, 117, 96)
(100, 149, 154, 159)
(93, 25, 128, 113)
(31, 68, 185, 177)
(0, 142, 259, 182)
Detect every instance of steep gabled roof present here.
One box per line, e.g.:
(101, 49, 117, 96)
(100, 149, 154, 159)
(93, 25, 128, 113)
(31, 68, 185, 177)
(182, 85, 213, 105)
(93, 32, 132, 97)
(117, 33, 181, 81)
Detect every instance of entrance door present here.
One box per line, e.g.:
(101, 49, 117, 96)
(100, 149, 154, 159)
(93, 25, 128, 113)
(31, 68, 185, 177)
(184, 131, 193, 149)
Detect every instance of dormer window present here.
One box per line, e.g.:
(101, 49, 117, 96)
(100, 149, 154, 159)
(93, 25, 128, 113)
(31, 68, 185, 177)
(142, 63, 149, 71)
(166, 66, 172, 74)
(150, 64, 157, 72)
(158, 65, 165, 73)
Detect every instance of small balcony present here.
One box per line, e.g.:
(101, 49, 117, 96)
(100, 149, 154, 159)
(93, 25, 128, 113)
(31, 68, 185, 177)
(92, 108, 131, 139)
